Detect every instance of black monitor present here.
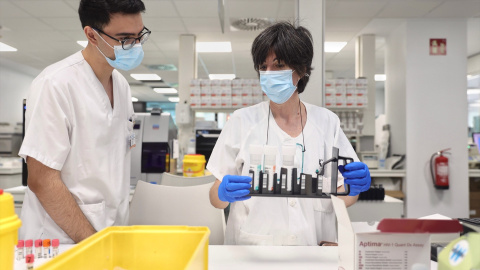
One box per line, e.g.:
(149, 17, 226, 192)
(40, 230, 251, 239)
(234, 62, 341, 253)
(141, 142, 170, 173)
(133, 101, 146, 113)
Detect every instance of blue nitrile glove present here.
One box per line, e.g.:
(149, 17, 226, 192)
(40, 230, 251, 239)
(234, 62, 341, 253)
(218, 175, 252, 203)
(338, 162, 371, 196)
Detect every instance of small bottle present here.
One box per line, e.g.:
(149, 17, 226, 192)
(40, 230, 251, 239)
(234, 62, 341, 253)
(43, 239, 51, 258)
(35, 239, 42, 258)
(16, 240, 24, 260)
(25, 239, 33, 256)
(263, 145, 278, 193)
(26, 254, 34, 270)
(52, 239, 60, 257)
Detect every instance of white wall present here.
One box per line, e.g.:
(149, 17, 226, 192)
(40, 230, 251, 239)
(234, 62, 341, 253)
(387, 19, 469, 218)
(0, 59, 39, 125)
(298, 0, 324, 107)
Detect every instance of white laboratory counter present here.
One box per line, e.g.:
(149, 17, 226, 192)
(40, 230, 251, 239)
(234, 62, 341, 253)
(5, 185, 403, 222)
(13, 244, 438, 270)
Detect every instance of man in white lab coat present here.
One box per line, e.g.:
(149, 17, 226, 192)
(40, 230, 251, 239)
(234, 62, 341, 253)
(19, 0, 150, 243)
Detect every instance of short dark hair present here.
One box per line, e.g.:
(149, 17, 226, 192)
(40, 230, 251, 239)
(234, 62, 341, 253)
(79, 0, 146, 30)
(251, 22, 314, 94)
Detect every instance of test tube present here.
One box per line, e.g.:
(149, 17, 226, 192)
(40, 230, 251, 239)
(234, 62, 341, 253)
(16, 240, 24, 260)
(26, 254, 34, 270)
(35, 239, 42, 258)
(263, 145, 278, 193)
(25, 239, 33, 255)
(43, 239, 51, 258)
(52, 239, 60, 257)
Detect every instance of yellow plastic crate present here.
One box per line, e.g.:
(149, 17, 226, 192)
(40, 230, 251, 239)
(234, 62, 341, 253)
(37, 226, 210, 270)
(0, 190, 22, 270)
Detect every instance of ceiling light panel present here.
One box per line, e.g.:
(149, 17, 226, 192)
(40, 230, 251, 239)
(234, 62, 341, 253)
(375, 74, 387, 81)
(0, 42, 18, 52)
(153, 88, 178, 94)
(77, 41, 88, 48)
(196, 42, 232, 52)
(131, 74, 162, 81)
(209, 74, 236, 80)
(324, 42, 347, 53)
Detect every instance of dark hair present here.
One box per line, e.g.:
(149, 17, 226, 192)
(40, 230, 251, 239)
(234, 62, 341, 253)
(79, 0, 146, 30)
(251, 22, 314, 94)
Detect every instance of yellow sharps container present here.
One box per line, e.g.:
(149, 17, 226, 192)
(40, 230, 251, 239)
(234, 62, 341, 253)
(0, 189, 22, 270)
(183, 154, 206, 177)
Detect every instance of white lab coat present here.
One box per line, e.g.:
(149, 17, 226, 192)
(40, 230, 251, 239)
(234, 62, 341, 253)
(207, 101, 358, 245)
(19, 51, 134, 243)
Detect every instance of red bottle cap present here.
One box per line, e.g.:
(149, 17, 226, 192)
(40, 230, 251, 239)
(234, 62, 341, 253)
(43, 239, 51, 247)
(52, 239, 59, 247)
(25, 239, 33, 247)
(26, 254, 34, 263)
(17, 240, 24, 248)
(35, 239, 42, 247)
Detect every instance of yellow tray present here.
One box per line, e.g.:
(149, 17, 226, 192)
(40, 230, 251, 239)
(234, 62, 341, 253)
(38, 226, 210, 270)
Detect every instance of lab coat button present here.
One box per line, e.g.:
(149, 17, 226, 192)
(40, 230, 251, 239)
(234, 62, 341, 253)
(289, 200, 296, 207)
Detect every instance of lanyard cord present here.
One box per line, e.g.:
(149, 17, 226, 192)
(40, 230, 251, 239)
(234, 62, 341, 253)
(266, 99, 307, 153)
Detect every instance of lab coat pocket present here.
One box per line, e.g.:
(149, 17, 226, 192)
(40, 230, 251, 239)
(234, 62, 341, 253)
(79, 201, 107, 232)
(313, 199, 334, 213)
(238, 229, 274, 245)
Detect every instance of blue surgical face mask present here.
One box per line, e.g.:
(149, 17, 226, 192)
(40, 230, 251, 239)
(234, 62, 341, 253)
(260, 70, 298, 104)
(95, 30, 144, 71)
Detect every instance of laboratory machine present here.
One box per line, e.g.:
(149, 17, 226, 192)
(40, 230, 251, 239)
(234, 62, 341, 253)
(130, 109, 177, 186)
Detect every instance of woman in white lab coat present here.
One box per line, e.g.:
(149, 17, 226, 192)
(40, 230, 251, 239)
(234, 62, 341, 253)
(207, 22, 371, 245)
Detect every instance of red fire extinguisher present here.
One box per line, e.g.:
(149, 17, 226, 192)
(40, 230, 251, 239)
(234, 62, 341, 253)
(430, 148, 451, 190)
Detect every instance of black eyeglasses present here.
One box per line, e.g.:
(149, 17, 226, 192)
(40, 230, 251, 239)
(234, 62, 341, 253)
(93, 26, 151, 50)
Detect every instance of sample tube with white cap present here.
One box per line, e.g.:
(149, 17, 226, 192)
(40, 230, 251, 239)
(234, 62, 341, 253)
(263, 145, 277, 193)
(249, 145, 263, 193)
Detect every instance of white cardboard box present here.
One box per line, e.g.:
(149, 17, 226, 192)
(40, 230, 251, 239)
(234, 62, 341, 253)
(221, 96, 232, 108)
(232, 96, 242, 108)
(332, 196, 430, 270)
(332, 196, 462, 270)
(190, 95, 201, 108)
(200, 95, 211, 108)
(211, 96, 222, 108)
(325, 95, 336, 107)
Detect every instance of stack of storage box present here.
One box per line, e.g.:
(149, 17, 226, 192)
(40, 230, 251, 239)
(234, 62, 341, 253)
(190, 79, 265, 109)
(325, 78, 368, 109)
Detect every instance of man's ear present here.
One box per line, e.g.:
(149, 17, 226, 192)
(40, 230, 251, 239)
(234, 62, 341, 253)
(84, 26, 98, 47)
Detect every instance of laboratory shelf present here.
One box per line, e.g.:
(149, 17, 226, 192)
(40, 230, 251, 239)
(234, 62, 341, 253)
(369, 169, 406, 178)
(192, 108, 237, 113)
(469, 169, 480, 178)
(0, 167, 21, 174)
